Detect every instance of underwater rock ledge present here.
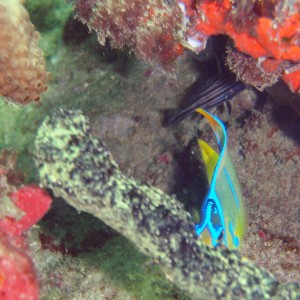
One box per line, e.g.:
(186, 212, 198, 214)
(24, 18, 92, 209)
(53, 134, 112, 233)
(34, 109, 300, 300)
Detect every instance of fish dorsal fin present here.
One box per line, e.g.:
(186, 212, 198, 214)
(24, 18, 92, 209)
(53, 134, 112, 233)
(198, 139, 219, 184)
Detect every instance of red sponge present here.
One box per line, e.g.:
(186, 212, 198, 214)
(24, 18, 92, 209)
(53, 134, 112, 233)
(0, 185, 52, 300)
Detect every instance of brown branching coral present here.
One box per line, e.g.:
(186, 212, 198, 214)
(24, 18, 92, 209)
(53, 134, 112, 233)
(0, 0, 50, 105)
(75, 0, 184, 69)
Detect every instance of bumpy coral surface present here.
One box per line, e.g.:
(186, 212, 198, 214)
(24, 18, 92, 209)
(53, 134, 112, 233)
(75, 0, 184, 69)
(0, 185, 52, 300)
(189, 0, 300, 59)
(0, 153, 52, 300)
(0, 0, 49, 104)
(0, 232, 39, 300)
(179, 0, 300, 92)
(75, 0, 300, 93)
(226, 45, 290, 91)
(34, 109, 300, 300)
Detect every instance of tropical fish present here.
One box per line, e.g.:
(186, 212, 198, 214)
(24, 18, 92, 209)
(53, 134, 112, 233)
(195, 108, 247, 249)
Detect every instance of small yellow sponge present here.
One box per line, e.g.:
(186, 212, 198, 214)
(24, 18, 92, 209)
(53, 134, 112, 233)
(0, 0, 50, 104)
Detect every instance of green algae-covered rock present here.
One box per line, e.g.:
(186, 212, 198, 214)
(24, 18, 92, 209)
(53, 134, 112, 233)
(25, 0, 73, 58)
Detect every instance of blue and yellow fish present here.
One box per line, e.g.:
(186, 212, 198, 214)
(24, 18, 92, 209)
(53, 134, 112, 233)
(195, 108, 247, 249)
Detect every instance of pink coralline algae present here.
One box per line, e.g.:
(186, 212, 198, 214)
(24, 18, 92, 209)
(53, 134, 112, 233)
(0, 183, 52, 300)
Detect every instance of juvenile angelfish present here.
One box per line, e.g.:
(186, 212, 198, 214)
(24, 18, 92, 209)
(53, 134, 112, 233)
(195, 108, 247, 249)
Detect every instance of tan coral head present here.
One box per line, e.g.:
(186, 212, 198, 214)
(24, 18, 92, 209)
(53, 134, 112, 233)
(0, 0, 50, 105)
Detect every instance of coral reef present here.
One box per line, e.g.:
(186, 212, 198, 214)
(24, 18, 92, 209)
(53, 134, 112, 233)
(0, 231, 39, 300)
(180, 0, 300, 92)
(74, 0, 300, 93)
(0, 17, 297, 294)
(0, 161, 52, 299)
(225, 45, 290, 91)
(0, 0, 50, 105)
(34, 109, 300, 300)
(74, 0, 185, 69)
(228, 102, 300, 284)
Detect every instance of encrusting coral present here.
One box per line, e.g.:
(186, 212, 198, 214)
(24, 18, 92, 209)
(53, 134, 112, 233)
(74, 0, 185, 70)
(75, 0, 300, 94)
(34, 109, 300, 300)
(0, 0, 49, 104)
(225, 44, 290, 91)
(0, 154, 52, 300)
(178, 0, 300, 93)
(0, 185, 52, 300)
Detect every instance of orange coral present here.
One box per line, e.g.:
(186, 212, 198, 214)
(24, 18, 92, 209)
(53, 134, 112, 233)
(75, 0, 299, 92)
(179, 0, 300, 92)
(0, 0, 50, 105)
(183, 0, 300, 60)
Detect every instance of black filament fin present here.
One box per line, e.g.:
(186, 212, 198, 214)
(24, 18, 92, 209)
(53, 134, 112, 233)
(164, 72, 245, 125)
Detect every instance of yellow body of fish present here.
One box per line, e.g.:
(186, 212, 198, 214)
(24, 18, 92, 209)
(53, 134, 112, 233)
(195, 108, 248, 249)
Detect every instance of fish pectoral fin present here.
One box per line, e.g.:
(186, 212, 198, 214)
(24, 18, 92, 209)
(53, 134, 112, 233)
(198, 139, 219, 183)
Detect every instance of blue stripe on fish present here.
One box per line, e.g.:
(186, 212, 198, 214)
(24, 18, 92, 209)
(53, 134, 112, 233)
(195, 108, 248, 250)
